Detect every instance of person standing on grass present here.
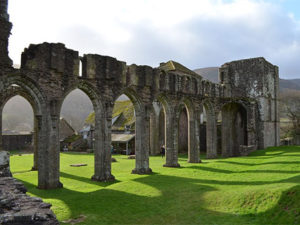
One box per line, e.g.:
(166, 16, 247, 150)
(160, 145, 165, 158)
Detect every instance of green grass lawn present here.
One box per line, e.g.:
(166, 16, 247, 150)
(10, 146, 300, 225)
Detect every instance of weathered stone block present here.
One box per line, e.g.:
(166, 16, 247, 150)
(0, 151, 11, 177)
(0, 177, 59, 225)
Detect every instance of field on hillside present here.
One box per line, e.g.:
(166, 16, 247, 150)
(10, 146, 300, 225)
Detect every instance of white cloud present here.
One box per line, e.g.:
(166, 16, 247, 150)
(8, 0, 300, 78)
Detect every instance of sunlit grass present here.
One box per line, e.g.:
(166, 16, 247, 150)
(10, 146, 300, 225)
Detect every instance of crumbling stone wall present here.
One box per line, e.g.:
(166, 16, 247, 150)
(0, 151, 11, 177)
(219, 57, 279, 149)
(0, 0, 280, 189)
(0, 177, 59, 225)
(0, 151, 59, 224)
(0, 0, 12, 68)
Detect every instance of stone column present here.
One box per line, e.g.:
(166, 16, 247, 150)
(0, 0, 8, 18)
(92, 109, 115, 182)
(0, 0, 12, 68)
(221, 109, 233, 157)
(38, 114, 62, 189)
(164, 110, 180, 167)
(32, 115, 39, 171)
(206, 109, 217, 159)
(132, 112, 152, 174)
(188, 107, 200, 163)
(247, 103, 257, 149)
(274, 66, 280, 146)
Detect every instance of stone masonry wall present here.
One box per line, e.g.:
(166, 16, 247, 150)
(0, 151, 59, 225)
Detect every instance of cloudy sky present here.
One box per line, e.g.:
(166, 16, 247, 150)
(7, 0, 300, 79)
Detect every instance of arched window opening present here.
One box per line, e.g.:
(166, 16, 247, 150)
(111, 94, 135, 155)
(60, 89, 93, 152)
(178, 106, 188, 154)
(2, 95, 34, 156)
(221, 102, 248, 156)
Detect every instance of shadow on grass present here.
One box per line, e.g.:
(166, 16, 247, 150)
(186, 165, 300, 175)
(217, 160, 300, 167)
(14, 146, 300, 224)
(60, 171, 120, 187)
(17, 168, 300, 225)
(12, 169, 32, 174)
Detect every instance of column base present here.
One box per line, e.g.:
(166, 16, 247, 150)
(91, 174, 115, 182)
(38, 181, 63, 190)
(207, 154, 218, 159)
(131, 168, 152, 174)
(31, 166, 38, 171)
(163, 163, 180, 168)
(187, 159, 202, 163)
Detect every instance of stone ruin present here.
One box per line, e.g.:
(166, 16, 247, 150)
(0, 0, 280, 189)
(0, 151, 59, 224)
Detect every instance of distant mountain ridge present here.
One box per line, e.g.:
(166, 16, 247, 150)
(193, 67, 300, 91)
(194, 67, 219, 83)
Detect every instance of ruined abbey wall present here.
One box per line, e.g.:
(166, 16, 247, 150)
(0, 0, 279, 189)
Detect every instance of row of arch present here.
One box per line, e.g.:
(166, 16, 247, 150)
(0, 76, 252, 189)
(149, 95, 249, 162)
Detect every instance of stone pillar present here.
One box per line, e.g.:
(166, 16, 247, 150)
(247, 103, 257, 149)
(206, 109, 217, 159)
(274, 66, 280, 146)
(188, 107, 200, 163)
(0, 0, 12, 68)
(92, 110, 115, 182)
(132, 112, 152, 174)
(0, 0, 8, 18)
(38, 114, 62, 189)
(164, 111, 180, 167)
(221, 109, 232, 157)
(32, 115, 39, 171)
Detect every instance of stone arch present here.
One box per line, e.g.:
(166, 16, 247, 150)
(176, 97, 200, 163)
(0, 74, 60, 188)
(0, 85, 41, 170)
(119, 88, 144, 117)
(202, 99, 218, 159)
(177, 103, 189, 153)
(151, 93, 178, 166)
(116, 87, 152, 174)
(59, 80, 114, 182)
(149, 99, 164, 156)
(1, 85, 40, 115)
(221, 101, 248, 157)
(2, 75, 46, 115)
(59, 81, 104, 117)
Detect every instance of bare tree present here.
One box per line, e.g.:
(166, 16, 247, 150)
(280, 89, 300, 138)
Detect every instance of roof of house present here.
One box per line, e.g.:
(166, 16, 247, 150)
(59, 118, 76, 141)
(111, 133, 135, 143)
(159, 60, 200, 77)
(85, 100, 135, 131)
